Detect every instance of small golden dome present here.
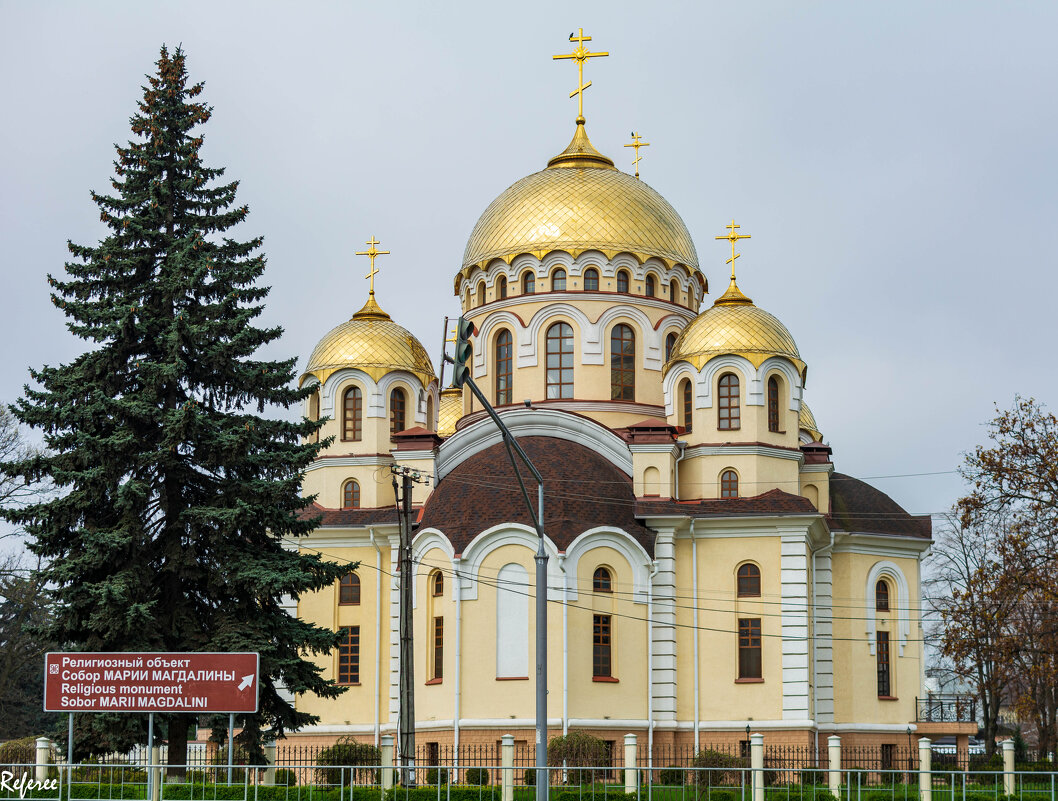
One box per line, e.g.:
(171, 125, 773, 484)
(799, 401, 822, 442)
(302, 294, 436, 388)
(459, 122, 701, 281)
(437, 387, 463, 437)
(665, 277, 806, 377)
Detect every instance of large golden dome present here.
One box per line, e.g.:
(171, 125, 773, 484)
(666, 278, 806, 377)
(459, 123, 700, 280)
(302, 294, 436, 388)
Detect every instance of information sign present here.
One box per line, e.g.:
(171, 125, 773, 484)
(44, 652, 260, 713)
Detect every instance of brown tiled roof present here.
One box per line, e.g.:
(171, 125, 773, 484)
(419, 436, 654, 556)
(636, 488, 818, 519)
(827, 473, 931, 539)
(298, 502, 401, 527)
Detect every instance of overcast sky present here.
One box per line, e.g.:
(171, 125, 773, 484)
(2, 1, 1056, 524)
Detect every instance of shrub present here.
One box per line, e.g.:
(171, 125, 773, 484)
(692, 749, 746, 787)
(274, 768, 297, 786)
(702, 790, 737, 801)
(465, 767, 491, 785)
(0, 737, 38, 766)
(548, 731, 610, 784)
(523, 768, 535, 786)
(425, 767, 449, 785)
(659, 765, 685, 786)
(315, 737, 381, 786)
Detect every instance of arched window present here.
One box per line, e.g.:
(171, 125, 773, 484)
(876, 580, 890, 612)
(610, 324, 635, 401)
(390, 387, 406, 435)
(593, 567, 612, 593)
(616, 270, 630, 293)
(522, 271, 535, 294)
(645, 274, 656, 297)
(342, 479, 360, 509)
(309, 390, 321, 443)
(583, 268, 599, 291)
(665, 332, 677, 362)
(545, 322, 574, 399)
(768, 376, 781, 433)
(721, 469, 739, 499)
(339, 572, 361, 605)
(551, 268, 566, 291)
(498, 276, 507, 299)
(495, 329, 513, 405)
(477, 281, 486, 306)
(426, 394, 434, 430)
(432, 570, 444, 597)
(342, 386, 362, 442)
(737, 563, 761, 597)
(670, 279, 680, 305)
(680, 378, 693, 433)
(718, 373, 740, 430)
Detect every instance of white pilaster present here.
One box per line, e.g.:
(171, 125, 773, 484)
(813, 549, 835, 723)
(651, 528, 677, 721)
(780, 529, 811, 721)
(387, 534, 401, 723)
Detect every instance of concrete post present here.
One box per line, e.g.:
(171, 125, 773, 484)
(623, 734, 638, 795)
(502, 734, 514, 801)
(918, 738, 932, 801)
(827, 735, 841, 798)
(263, 740, 276, 785)
(150, 744, 161, 801)
(750, 733, 764, 801)
(34, 738, 51, 782)
(381, 735, 395, 791)
(1001, 739, 1015, 798)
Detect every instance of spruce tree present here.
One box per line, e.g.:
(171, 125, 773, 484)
(1, 46, 346, 764)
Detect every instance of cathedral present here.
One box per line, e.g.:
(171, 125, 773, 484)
(287, 34, 933, 759)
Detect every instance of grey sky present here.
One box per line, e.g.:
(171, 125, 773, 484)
(2, 1, 1056, 523)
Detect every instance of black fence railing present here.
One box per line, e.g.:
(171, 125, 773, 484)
(916, 693, 978, 723)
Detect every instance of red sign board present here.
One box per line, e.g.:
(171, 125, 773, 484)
(44, 652, 260, 713)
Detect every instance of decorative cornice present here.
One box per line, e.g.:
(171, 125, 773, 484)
(684, 443, 805, 463)
(305, 454, 394, 473)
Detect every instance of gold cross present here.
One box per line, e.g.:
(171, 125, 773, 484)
(715, 220, 751, 281)
(355, 236, 390, 295)
(624, 131, 650, 179)
(552, 28, 609, 122)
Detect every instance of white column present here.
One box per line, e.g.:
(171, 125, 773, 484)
(827, 735, 841, 798)
(750, 733, 764, 801)
(501, 734, 514, 801)
(1002, 739, 1015, 798)
(381, 735, 395, 791)
(623, 734, 638, 795)
(918, 737, 932, 801)
(34, 738, 51, 783)
(813, 550, 835, 723)
(780, 531, 811, 721)
(651, 529, 677, 721)
(387, 535, 401, 725)
(150, 744, 161, 801)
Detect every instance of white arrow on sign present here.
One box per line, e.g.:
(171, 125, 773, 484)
(237, 674, 254, 691)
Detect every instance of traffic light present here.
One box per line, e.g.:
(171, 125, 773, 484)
(451, 316, 476, 388)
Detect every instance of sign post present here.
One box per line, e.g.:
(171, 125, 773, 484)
(45, 652, 259, 786)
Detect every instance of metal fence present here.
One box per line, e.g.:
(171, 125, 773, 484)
(2, 760, 1058, 801)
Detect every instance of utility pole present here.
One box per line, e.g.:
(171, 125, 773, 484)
(393, 465, 426, 786)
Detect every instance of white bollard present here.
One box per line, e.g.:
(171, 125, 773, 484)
(381, 735, 395, 791)
(502, 734, 514, 801)
(1002, 739, 1015, 798)
(623, 734, 637, 795)
(35, 738, 51, 783)
(827, 735, 841, 798)
(263, 740, 276, 785)
(918, 738, 932, 801)
(750, 733, 764, 801)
